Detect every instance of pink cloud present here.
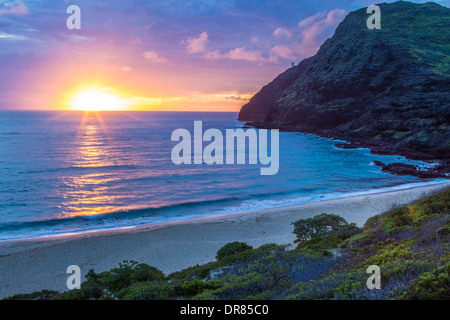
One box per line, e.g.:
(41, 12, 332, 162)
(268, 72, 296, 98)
(130, 38, 142, 45)
(226, 47, 265, 62)
(0, 1, 29, 16)
(205, 49, 223, 60)
(296, 9, 347, 57)
(270, 45, 295, 61)
(298, 11, 327, 28)
(192, 9, 346, 65)
(273, 28, 292, 38)
(205, 47, 266, 63)
(143, 51, 168, 62)
(186, 31, 209, 54)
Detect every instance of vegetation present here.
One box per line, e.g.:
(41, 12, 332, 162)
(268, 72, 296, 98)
(5, 187, 450, 300)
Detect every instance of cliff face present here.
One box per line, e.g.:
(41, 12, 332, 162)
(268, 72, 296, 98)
(239, 1, 450, 171)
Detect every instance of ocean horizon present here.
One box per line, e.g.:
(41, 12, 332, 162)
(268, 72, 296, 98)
(0, 110, 445, 241)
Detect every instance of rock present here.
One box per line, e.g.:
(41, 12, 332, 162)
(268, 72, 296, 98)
(380, 162, 445, 179)
(373, 160, 385, 168)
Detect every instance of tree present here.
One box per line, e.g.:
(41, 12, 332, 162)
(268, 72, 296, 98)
(292, 213, 358, 243)
(216, 242, 253, 261)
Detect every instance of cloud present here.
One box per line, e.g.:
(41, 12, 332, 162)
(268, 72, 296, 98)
(201, 8, 346, 64)
(296, 9, 347, 57)
(273, 28, 292, 38)
(69, 35, 94, 42)
(205, 47, 266, 62)
(199, 8, 345, 64)
(269, 45, 295, 61)
(0, 1, 28, 16)
(143, 50, 168, 62)
(225, 95, 249, 101)
(186, 31, 209, 53)
(121, 66, 132, 72)
(0, 31, 27, 40)
(226, 47, 265, 62)
(205, 49, 223, 60)
(298, 11, 327, 28)
(130, 38, 141, 45)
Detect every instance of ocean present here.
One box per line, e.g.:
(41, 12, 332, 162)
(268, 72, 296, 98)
(0, 111, 444, 241)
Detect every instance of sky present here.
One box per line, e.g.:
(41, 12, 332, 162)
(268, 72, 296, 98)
(0, 0, 448, 111)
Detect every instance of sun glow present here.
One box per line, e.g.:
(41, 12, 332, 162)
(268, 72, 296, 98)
(69, 88, 127, 111)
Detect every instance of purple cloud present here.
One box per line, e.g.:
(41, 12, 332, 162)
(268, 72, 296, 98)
(296, 8, 347, 57)
(143, 51, 169, 63)
(185, 31, 209, 53)
(273, 28, 292, 38)
(0, 1, 28, 16)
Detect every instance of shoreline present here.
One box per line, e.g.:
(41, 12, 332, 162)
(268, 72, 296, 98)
(1, 179, 447, 247)
(0, 181, 449, 298)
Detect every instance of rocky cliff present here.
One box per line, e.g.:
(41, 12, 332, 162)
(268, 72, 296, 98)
(239, 1, 450, 176)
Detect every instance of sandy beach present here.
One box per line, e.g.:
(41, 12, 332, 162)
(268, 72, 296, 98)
(0, 181, 449, 299)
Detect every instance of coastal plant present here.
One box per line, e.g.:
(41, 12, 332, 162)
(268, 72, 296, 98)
(93, 260, 165, 292)
(115, 281, 174, 300)
(173, 279, 223, 297)
(55, 260, 167, 300)
(401, 263, 450, 300)
(216, 242, 253, 261)
(292, 213, 360, 244)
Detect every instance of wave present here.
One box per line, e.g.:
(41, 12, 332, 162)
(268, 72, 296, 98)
(17, 164, 142, 175)
(1, 179, 447, 241)
(0, 186, 332, 229)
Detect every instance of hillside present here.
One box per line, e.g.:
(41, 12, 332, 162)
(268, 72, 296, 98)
(239, 1, 450, 177)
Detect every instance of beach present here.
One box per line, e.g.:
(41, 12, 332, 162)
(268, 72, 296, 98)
(0, 181, 448, 299)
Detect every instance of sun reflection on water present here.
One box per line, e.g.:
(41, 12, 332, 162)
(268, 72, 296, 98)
(60, 112, 137, 218)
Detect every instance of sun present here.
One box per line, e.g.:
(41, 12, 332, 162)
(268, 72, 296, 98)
(69, 88, 127, 111)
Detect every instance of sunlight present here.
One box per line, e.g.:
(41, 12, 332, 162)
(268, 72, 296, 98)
(69, 88, 127, 111)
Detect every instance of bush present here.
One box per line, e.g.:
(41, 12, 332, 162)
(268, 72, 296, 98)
(169, 263, 216, 281)
(116, 281, 173, 300)
(94, 260, 165, 292)
(292, 213, 360, 244)
(54, 260, 166, 300)
(174, 279, 223, 297)
(216, 242, 253, 261)
(402, 263, 450, 300)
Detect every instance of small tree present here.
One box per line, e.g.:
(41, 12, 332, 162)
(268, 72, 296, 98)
(216, 242, 253, 261)
(292, 213, 358, 243)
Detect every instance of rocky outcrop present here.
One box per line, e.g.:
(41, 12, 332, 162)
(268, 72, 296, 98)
(239, 1, 450, 177)
(373, 160, 444, 178)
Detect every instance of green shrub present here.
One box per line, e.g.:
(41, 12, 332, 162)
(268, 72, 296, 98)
(216, 242, 253, 261)
(94, 260, 165, 292)
(402, 263, 450, 300)
(174, 279, 223, 297)
(56, 281, 104, 300)
(438, 224, 450, 237)
(116, 281, 173, 300)
(168, 263, 216, 281)
(292, 213, 360, 245)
